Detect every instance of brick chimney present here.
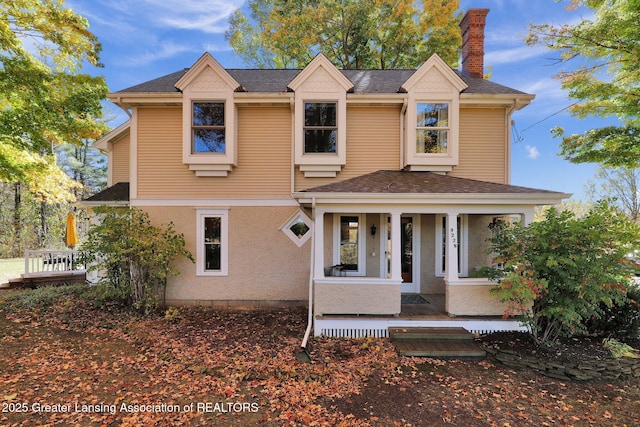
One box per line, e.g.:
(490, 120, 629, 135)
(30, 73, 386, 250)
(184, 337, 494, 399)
(460, 8, 489, 78)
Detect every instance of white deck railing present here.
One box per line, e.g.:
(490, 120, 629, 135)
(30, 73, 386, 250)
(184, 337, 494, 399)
(24, 250, 85, 278)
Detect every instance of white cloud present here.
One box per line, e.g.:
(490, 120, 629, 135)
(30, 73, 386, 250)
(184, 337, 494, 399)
(525, 145, 541, 160)
(134, 0, 244, 34)
(120, 41, 197, 67)
(485, 45, 548, 66)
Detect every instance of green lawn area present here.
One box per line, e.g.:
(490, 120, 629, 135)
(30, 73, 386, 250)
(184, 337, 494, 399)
(0, 258, 23, 284)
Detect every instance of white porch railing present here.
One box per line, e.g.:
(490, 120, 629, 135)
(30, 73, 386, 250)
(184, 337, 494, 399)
(24, 250, 85, 278)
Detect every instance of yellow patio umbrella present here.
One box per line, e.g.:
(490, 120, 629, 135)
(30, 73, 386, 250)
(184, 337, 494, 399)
(66, 212, 79, 248)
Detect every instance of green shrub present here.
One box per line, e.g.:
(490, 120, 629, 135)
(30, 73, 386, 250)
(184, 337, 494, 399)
(585, 284, 640, 339)
(80, 207, 193, 314)
(488, 201, 640, 346)
(0, 284, 87, 311)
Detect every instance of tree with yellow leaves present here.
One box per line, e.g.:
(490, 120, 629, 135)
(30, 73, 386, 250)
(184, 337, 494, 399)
(226, 0, 461, 69)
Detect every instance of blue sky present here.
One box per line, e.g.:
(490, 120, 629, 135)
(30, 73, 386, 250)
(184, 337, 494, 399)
(68, 0, 610, 201)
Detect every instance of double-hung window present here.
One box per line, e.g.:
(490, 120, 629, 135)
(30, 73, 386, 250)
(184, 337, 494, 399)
(192, 102, 225, 153)
(196, 209, 228, 276)
(416, 103, 449, 154)
(304, 102, 337, 153)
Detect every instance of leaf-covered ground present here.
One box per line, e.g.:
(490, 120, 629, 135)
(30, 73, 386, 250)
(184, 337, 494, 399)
(1, 291, 639, 426)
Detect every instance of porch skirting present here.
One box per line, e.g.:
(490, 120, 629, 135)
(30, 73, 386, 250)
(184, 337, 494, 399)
(314, 317, 526, 338)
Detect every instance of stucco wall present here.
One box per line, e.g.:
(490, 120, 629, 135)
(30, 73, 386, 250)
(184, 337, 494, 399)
(446, 280, 509, 316)
(314, 281, 401, 315)
(142, 205, 310, 305)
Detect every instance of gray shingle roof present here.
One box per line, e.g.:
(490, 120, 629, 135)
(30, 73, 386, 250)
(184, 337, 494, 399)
(301, 170, 562, 194)
(115, 67, 528, 96)
(84, 182, 130, 202)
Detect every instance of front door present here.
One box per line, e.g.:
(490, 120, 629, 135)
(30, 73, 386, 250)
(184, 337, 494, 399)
(382, 214, 420, 293)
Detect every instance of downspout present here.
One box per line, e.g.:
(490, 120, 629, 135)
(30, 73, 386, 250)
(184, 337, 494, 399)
(298, 197, 316, 362)
(400, 98, 408, 169)
(290, 97, 296, 194)
(115, 97, 133, 118)
(505, 99, 518, 184)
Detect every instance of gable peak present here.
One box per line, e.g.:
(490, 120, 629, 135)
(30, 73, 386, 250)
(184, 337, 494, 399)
(288, 53, 354, 92)
(401, 53, 467, 93)
(174, 52, 240, 92)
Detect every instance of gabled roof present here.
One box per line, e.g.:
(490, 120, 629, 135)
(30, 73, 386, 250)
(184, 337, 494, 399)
(174, 52, 241, 92)
(288, 53, 354, 92)
(300, 170, 562, 194)
(401, 54, 467, 93)
(115, 66, 528, 96)
(94, 121, 130, 151)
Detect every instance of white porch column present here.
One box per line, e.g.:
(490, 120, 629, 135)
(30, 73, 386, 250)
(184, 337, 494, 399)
(390, 211, 402, 282)
(520, 208, 535, 226)
(313, 209, 325, 278)
(445, 212, 459, 282)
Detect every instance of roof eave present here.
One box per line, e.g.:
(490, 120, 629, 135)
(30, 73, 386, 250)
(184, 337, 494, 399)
(460, 93, 535, 109)
(294, 191, 571, 206)
(107, 93, 183, 107)
(79, 201, 130, 208)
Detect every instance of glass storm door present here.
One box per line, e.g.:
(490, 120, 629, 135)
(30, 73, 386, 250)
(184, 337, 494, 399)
(384, 215, 419, 293)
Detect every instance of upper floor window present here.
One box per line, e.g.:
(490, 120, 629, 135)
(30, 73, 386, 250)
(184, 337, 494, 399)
(192, 102, 225, 153)
(416, 103, 449, 154)
(304, 102, 337, 153)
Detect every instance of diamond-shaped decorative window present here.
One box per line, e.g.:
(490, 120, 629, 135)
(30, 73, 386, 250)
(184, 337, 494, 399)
(281, 211, 313, 247)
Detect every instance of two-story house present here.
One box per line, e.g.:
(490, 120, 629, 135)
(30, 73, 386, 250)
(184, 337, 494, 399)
(87, 9, 568, 337)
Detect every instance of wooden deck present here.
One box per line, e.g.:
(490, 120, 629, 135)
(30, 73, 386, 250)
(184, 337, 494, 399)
(1, 250, 87, 289)
(4, 271, 86, 289)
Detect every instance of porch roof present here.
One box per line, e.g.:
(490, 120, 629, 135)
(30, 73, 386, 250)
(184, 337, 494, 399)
(294, 170, 570, 206)
(81, 182, 130, 207)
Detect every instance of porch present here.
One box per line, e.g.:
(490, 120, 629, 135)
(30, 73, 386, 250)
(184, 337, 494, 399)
(294, 171, 569, 337)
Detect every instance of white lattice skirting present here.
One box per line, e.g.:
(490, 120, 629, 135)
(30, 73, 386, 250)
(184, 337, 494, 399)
(315, 318, 527, 338)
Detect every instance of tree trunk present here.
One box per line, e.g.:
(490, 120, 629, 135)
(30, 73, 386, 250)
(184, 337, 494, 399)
(12, 182, 21, 257)
(39, 201, 47, 248)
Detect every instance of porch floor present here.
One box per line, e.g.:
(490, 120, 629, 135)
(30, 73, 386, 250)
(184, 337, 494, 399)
(400, 294, 448, 319)
(314, 294, 524, 337)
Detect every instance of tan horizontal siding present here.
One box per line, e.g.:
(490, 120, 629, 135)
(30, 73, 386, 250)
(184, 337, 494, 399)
(296, 105, 401, 190)
(111, 132, 130, 184)
(452, 108, 507, 184)
(136, 106, 292, 199)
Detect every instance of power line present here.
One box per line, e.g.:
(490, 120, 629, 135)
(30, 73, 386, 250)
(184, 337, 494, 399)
(511, 102, 579, 144)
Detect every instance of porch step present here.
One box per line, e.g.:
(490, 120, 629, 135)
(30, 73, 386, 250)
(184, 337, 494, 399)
(389, 326, 474, 341)
(390, 327, 486, 360)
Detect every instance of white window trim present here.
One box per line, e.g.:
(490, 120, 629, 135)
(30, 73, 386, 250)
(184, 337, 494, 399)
(435, 214, 468, 277)
(295, 98, 346, 169)
(196, 208, 229, 276)
(333, 213, 366, 276)
(280, 210, 313, 247)
(415, 102, 450, 157)
(183, 97, 236, 172)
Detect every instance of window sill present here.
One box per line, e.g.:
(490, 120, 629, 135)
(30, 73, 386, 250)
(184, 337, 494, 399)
(188, 163, 234, 177)
(299, 164, 343, 178)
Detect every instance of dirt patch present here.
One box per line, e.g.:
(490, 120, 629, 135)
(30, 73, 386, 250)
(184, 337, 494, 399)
(1, 295, 639, 426)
